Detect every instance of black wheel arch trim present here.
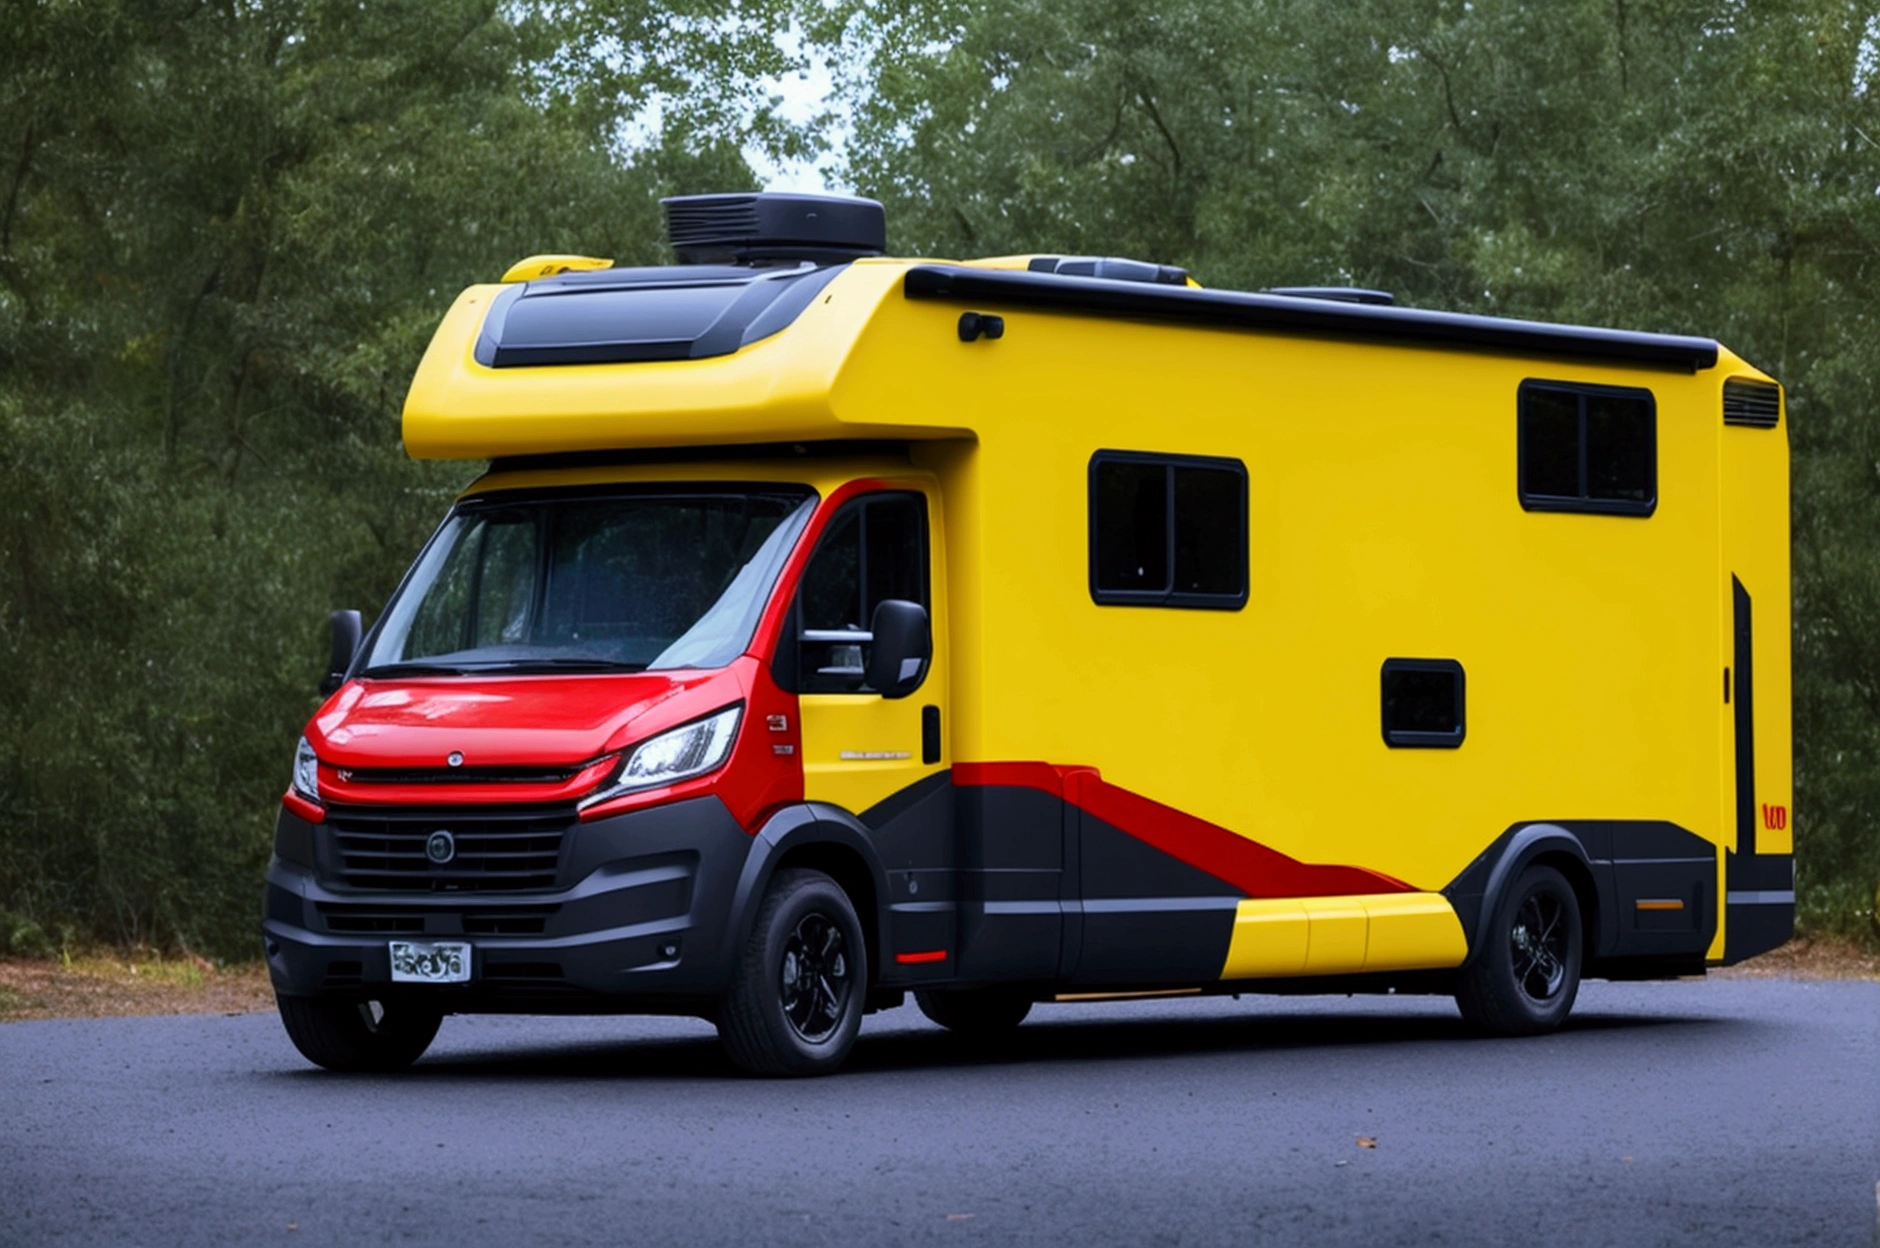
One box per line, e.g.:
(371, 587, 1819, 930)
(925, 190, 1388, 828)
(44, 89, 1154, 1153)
(728, 804, 893, 989)
(1448, 824, 1597, 968)
(1446, 820, 1720, 972)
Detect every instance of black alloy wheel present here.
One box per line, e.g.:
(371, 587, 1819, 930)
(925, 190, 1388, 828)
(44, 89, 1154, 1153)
(719, 868, 869, 1076)
(779, 912, 853, 1043)
(1455, 862, 1584, 1037)
(1510, 888, 1571, 1002)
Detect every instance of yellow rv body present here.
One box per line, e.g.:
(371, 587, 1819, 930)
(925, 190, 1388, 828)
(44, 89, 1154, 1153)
(264, 194, 1791, 1074)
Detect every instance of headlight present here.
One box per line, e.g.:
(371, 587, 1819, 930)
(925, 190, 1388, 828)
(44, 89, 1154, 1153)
(291, 736, 321, 803)
(583, 705, 742, 808)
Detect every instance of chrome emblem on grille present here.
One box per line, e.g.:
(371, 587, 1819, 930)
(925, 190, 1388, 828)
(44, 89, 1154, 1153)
(425, 830, 456, 865)
(446, 751, 464, 768)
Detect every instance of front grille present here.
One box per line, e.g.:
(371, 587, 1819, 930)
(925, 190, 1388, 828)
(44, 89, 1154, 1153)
(338, 764, 584, 785)
(326, 805, 574, 892)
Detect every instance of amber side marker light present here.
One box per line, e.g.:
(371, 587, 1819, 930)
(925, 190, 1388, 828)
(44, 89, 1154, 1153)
(1055, 988, 1204, 1003)
(1635, 899, 1686, 912)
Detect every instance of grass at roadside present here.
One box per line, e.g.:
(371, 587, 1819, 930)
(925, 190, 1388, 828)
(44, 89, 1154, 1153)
(0, 952, 274, 1022)
(0, 935, 1873, 1024)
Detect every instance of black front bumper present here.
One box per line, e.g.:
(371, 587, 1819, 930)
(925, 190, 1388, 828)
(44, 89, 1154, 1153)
(262, 795, 757, 1013)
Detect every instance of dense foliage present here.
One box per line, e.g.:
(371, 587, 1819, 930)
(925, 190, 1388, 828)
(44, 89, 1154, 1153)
(1, 0, 1875, 955)
(0, 0, 798, 955)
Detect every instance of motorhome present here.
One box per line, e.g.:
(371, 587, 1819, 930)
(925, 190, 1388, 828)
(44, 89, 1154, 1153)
(262, 192, 1793, 1075)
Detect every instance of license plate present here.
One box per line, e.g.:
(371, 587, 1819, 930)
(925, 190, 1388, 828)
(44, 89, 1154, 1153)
(388, 941, 472, 984)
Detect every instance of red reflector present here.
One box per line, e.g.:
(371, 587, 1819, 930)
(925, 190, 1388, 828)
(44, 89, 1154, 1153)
(894, 949, 947, 965)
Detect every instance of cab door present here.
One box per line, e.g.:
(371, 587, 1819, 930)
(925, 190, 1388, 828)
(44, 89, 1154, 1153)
(785, 488, 952, 966)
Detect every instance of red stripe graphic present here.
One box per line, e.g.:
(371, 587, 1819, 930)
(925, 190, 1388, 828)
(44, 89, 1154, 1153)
(953, 762, 1409, 899)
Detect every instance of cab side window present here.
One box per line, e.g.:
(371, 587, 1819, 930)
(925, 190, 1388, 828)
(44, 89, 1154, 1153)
(788, 493, 929, 694)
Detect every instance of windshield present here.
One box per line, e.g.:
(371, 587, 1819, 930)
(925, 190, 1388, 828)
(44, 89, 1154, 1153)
(361, 487, 816, 676)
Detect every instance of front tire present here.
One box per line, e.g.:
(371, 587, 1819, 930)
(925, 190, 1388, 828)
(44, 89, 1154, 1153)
(276, 995, 442, 1072)
(1455, 863, 1584, 1036)
(718, 869, 868, 1076)
(915, 988, 1033, 1036)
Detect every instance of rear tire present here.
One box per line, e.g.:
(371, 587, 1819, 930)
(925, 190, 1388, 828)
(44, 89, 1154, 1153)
(718, 869, 868, 1076)
(1455, 863, 1584, 1036)
(915, 988, 1033, 1036)
(276, 995, 443, 1072)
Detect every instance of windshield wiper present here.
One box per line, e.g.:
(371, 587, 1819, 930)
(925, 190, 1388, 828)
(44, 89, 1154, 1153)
(482, 658, 649, 674)
(358, 662, 473, 678)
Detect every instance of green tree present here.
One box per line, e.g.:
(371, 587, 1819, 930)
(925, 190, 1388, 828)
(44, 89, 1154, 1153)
(0, 0, 803, 955)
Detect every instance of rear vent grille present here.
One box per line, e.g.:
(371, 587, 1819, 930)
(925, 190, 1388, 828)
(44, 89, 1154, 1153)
(661, 192, 885, 263)
(1724, 379, 1781, 428)
(326, 805, 573, 892)
(664, 196, 762, 249)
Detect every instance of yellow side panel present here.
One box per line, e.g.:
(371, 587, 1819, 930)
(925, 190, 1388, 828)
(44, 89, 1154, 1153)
(832, 295, 1732, 898)
(1359, 894, 1471, 972)
(798, 694, 943, 816)
(1222, 894, 1468, 979)
(1219, 899, 1309, 977)
(1304, 900, 1370, 973)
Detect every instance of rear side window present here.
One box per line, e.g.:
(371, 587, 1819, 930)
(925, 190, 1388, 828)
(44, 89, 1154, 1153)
(1518, 381, 1656, 516)
(1090, 451, 1248, 609)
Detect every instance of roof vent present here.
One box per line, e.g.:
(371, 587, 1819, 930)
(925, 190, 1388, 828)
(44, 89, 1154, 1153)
(661, 193, 887, 265)
(1027, 256, 1190, 286)
(1723, 378, 1781, 429)
(1265, 286, 1396, 307)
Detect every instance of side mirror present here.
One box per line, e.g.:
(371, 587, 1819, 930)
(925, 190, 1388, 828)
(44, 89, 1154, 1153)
(321, 609, 363, 696)
(865, 599, 931, 699)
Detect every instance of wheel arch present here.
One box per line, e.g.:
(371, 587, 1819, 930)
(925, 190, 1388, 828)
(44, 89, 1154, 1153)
(1448, 823, 1607, 968)
(731, 804, 890, 987)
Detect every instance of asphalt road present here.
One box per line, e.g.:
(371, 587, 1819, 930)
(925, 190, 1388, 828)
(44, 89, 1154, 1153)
(1, 978, 1874, 1248)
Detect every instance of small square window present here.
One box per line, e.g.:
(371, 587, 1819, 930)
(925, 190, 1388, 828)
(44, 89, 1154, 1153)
(1090, 451, 1247, 609)
(1518, 381, 1656, 516)
(1382, 659, 1466, 748)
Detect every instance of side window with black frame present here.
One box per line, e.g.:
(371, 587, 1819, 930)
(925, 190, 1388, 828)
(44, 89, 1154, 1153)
(1090, 451, 1248, 609)
(791, 493, 929, 694)
(1518, 381, 1656, 516)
